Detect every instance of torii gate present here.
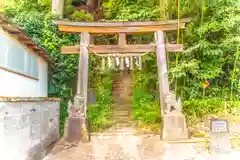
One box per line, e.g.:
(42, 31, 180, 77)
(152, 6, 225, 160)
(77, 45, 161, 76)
(53, 19, 190, 142)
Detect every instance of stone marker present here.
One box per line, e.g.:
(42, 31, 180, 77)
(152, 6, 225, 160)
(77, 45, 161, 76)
(210, 118, 231, 153)
(66, 117, 82, 142)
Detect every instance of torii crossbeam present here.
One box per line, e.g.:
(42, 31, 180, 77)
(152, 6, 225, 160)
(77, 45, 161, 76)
(53, 18, 191, 142)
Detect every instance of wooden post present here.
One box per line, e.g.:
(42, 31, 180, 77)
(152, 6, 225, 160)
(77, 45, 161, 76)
(155, 31, 169, 115)
(107, 56, 111, 68)
(119, 33, 126, 71)
(112, 56, 116, 70)
(52, 0, 64, 18)
(119, 33, 127, 46)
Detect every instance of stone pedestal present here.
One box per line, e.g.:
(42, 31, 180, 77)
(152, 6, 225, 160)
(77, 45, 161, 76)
(64, 116, 89, 143)
(209, 118, 231, 153)
(161, 113, 188, 141)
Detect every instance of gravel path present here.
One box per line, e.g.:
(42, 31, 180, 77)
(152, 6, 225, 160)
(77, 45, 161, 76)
(44, 127, 164, 160)
(43, 126, 240, 160)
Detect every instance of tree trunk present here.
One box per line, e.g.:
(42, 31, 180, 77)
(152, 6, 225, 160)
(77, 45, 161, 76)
(86, 0, 98, 11)
(52, 0, 64, 18)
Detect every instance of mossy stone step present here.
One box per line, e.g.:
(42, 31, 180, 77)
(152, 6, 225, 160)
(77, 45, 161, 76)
(114, 123, 133, 128)
(114, 112, 130, 115)
(114, 115, 130, 119)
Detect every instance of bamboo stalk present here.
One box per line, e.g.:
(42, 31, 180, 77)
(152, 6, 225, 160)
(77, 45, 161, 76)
(230, 46, 239, 101)
(201, 0, 205, 27)
(175, 0, 181, 95)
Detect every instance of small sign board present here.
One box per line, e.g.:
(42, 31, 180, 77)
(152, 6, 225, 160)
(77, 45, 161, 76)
(210, 118, 229, 133)
(88, 91, 96, 105)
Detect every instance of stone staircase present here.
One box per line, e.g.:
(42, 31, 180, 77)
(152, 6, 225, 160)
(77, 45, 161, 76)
(112, 70, 132, 129)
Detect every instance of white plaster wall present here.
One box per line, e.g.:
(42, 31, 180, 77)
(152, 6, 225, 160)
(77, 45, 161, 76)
(0, 56, 48, 97)
(0, 100, 60, 160)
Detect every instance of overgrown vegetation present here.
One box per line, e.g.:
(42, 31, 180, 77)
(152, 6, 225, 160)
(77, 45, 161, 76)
(4, 0, 240, 134)
(4, 0, 114, 135)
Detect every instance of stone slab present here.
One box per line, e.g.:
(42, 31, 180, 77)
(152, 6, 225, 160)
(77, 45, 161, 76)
(209, 118, 231, 154)
(161, 113, 188, 141)
(210, 134, 231, 153)
(162, 143, 205, 160)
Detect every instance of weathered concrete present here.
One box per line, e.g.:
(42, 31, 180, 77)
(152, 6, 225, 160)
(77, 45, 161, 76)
(44, 128, 165, 160)
(161, 113, 188, 141)
(0, 97, 60, 160)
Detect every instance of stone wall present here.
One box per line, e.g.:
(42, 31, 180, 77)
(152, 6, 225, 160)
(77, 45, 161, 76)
(0, 97, 60, 160)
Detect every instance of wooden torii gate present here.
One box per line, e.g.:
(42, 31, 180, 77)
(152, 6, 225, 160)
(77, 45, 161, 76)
(54, 19, 190, 141)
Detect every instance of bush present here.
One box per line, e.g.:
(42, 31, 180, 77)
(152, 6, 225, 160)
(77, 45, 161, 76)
(182, 99, 240, 126)
(88, 73, 114, 132)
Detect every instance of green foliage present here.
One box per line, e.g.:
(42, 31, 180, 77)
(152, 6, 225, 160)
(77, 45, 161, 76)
(5, 0, 113, 134)
(88, 73, 114, 132)
(38, 0, 52, 8)
(175, 0, 240, 99)
(102, 0, 240, 100)
(5, 0, 240, 132)
(71, 10, 93, 21)
(132, 70, 161, 131)
(182, 99, 240, 126)
(103, 0, 160, 21)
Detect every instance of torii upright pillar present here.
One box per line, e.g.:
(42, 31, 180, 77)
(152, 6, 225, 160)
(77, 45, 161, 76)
(155, 31, 188, 140)
(65, 32, 90, 142)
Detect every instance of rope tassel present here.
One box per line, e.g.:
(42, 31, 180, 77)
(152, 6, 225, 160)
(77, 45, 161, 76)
(130, 56, 133, 70)
(138, 56, 142, 70)
(120, 56, 124, 70)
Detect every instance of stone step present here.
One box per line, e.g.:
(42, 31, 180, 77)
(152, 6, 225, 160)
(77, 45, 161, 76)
(114, 105, 131, 109)
(114, 115, 130, 119)
(114, 120, 130, 124)
(114, 111, 129, 114)
(112, 89, 125, 92)
(112, 83, 124, 85)
(112, 90, 125, 93)
(114, 111, 129, 115)
(114, 108, 130, 112)
(112, 87, 124, 89)
(114, 108, 131, 112)
(114, 122, 133, 128)
(114, 122, 132, 127)
(113, 100, 132, 104)
(112, 100, 130, 104)
(112, 84, 124, 86)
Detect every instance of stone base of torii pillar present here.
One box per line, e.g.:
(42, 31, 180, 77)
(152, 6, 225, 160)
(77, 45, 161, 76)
(161, 92, 188, 141)
(161, 113, 188, 141)
(63, 101, 90, 143)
